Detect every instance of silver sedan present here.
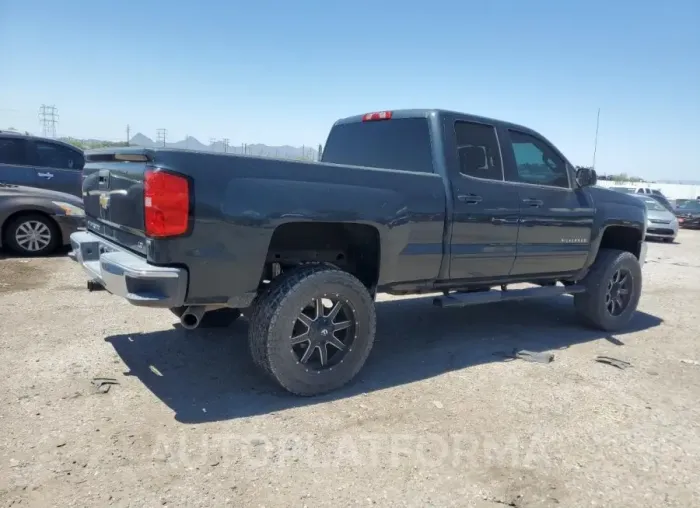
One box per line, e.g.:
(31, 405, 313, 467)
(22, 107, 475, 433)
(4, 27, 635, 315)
(636, 195, 678, 242)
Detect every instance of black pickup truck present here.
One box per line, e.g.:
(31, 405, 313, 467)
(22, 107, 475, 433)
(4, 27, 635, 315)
(70, 109, 647, 395)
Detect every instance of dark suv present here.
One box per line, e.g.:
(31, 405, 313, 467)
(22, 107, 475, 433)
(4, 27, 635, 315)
(0, 132, 84, 197)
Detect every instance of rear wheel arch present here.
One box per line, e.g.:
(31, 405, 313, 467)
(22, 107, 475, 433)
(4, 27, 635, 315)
(263, 221, 382, 291)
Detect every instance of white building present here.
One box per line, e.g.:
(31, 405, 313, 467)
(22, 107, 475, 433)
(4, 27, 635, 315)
(596, 180, 700, 200)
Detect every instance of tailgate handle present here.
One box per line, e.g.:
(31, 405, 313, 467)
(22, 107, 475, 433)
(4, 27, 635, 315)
(98, 169, 110, 186)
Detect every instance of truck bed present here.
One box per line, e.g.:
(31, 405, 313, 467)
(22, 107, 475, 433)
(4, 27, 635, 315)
(81, 148, 447, 307)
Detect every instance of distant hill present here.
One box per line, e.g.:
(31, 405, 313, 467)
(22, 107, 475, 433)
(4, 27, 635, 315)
(128, 133, 318, 160)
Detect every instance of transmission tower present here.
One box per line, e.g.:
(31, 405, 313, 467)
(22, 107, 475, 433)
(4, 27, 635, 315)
(38, 105, 59, 138)
(222, 138, 229, 153)
(156, 128, 167, 147)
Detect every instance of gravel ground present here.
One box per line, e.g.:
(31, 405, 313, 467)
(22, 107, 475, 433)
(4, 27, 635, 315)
(1, 232, 699, 508)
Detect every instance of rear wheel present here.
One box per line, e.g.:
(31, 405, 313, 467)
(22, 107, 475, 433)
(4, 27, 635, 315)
(574, 249, 642, 331)
(248, 263, 376, 396)
(3, 213, 60, 257)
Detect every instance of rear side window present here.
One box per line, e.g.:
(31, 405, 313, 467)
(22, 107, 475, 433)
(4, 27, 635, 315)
(454, 121, 503, 181)
(34, 141, 84, 170)
(322, 118, 434, 173)
(0, 138, 28, 165)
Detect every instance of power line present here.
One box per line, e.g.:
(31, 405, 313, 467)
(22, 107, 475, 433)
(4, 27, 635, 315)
(38, 105, 59, 138)
(156, 128, 167, 147)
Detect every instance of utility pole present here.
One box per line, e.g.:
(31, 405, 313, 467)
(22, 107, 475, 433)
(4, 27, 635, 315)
(317, 144, 323, 161)
(222, 138, 229, 153)
(209, 138, 217, 152)
(126, 124, 131, 146)
(592, 108, 601, 169)
(156, 128, 167, 147)
(38, 105, 59, 138)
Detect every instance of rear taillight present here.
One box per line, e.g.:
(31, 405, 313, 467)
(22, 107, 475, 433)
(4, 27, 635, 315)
(144, 169, 190, 238)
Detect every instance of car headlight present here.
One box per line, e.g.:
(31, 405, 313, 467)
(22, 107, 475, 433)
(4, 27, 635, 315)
(52, 201, 85, 217)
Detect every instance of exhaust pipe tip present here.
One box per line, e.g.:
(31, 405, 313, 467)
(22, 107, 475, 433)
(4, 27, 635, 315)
(180, 306, 206, 330)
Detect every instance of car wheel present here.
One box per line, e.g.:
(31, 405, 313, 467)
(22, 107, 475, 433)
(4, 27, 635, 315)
(662, 238, 673, 243)
(574, 249, 642, 331)
(3, 213, 60, 257)
(248, 263, 376, 396)
(169, 307, 241, 328)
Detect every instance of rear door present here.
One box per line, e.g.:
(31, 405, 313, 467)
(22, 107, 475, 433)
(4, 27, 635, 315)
(27, 140, 84, 196)
(500, 128, 594, 276)
(0, 136, 37, 187)
(445, 119, 520, 280)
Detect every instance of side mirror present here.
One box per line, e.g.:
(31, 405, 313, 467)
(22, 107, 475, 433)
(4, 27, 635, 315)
(576, 167, 597, 187)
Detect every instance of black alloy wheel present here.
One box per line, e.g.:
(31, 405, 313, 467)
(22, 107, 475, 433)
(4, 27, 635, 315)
(290, 295, 356, 371)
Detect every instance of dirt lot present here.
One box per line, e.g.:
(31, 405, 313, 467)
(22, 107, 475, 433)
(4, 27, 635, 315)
(1, 232, 699, 508)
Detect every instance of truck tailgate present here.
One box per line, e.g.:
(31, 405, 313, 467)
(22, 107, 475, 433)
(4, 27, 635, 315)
(82, 149, 151, 255)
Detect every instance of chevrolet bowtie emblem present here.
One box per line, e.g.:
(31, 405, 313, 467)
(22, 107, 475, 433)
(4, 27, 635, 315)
(99, 193, 110, 209)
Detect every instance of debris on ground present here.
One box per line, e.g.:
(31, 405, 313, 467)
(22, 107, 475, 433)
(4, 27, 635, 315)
(91, 377, 120, 394)
(493, 349, 555, 364)
(595, 356, 632, 369)
(680, 359, 699, 366)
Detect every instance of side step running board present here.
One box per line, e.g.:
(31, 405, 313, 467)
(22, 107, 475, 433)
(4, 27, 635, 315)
(433, 285, 586, 308)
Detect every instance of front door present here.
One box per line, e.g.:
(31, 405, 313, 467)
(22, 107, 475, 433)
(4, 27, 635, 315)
(447, 120, 520, 280)
(500, 128, 595, 276)
(27, 140, 84, 196)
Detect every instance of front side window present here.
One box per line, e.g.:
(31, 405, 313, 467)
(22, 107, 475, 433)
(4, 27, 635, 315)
(454, 121, 503, 181)
(34, 142, 84, 170)
(506, 130, 569, 188)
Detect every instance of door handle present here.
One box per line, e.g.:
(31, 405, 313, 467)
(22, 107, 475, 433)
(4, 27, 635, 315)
(38, 172, 54, 179)
(522, 198, 543, 207)
(457, 194, 482, 204)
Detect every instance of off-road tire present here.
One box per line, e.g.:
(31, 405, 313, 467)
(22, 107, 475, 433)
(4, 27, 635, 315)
(3, 213, 61, 257)
(574, 248, 642, 331)
(169, 307, 241, 328)
(248, 263, 376, 396)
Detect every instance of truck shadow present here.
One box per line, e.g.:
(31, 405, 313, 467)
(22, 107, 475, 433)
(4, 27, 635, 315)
(105, 295, 662, 424)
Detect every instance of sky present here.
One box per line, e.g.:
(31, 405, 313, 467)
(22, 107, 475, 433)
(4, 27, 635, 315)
(1, 0, 698, 179)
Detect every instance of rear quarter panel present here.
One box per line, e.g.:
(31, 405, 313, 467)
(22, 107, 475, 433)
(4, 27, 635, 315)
(148, 151, 446, 305)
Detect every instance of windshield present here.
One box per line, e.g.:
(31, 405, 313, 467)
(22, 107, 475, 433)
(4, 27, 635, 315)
(640, 197, 666, 211)
(676, 200, 700, 212)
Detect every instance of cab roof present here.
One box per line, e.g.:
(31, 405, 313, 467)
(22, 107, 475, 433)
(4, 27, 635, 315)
(333, 108, 538, 135)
